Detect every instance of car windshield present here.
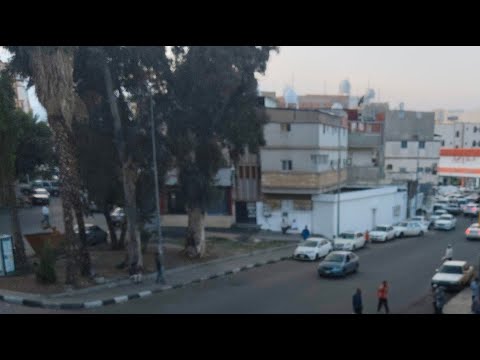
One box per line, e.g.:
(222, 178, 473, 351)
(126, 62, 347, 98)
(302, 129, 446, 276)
(324, 253, 344, 263)
(411, 217, 422, 221)
(397, 222, 408, 227)
(35, 189, 48, 195)
(439, 215, 451, 220)
(301, 240, 318, 248)
(339, 233, 354, 239)
(374, 226, 388, 232)
(439, 265, 463, 274)
(434, 211, 445, 215)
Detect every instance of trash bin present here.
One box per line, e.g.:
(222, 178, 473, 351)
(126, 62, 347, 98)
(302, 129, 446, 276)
(0, 235, 15, 276)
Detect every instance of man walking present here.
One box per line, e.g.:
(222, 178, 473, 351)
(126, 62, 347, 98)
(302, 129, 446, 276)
(470, 277, 479, 312)
(377, 280, 390, 314)
(301, 226, 310, 241)
(352, 288, 363, 314)
(41, 205, 50, 228)
(433, 285, 445, 314)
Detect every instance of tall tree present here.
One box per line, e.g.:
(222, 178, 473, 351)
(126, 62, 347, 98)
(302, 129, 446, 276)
(0, 70, 28, 269)
(167, 46, 277, 257)
(6, 46, 91, 284)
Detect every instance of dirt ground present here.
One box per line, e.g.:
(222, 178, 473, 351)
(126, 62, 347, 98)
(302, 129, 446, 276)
(0, 234, 287, 295)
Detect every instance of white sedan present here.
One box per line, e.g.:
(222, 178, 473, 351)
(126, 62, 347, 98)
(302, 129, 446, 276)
(410, 216, 432, 230)
(293, 237, 332, 261)
(430, 209, 448, 222)
(333, 231, 366, 251)
(393, 221, 425, 237)
(369, 225, 396, 242)
(434, 214, 457, 231)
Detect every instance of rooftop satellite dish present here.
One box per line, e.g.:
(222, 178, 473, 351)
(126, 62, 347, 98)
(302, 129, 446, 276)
(339, 79, 351, 95)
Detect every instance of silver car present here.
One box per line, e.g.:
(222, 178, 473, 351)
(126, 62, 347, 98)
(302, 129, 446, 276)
(465, 223, 480, 240)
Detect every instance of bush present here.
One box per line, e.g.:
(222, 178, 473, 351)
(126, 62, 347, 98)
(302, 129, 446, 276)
(35, 240, 57, 284)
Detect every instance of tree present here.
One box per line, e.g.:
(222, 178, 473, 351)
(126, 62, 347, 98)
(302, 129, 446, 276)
(167, 46, 277, 258)
(0, 69, 28, 269)
(74, 46, 172, 274)
(5, 46, 91, 285)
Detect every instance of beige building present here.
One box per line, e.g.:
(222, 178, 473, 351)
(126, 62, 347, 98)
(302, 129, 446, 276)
(0, 60, 32, 114)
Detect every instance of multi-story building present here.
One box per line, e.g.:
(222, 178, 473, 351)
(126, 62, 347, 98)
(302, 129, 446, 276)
(435, 122, 480, 149)
(0, 60, 32, 114)
(256, 107, 348, 234)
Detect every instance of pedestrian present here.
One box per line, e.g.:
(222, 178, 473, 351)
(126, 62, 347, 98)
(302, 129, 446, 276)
(155, 250, 164, 284)
(443, 244, 453, 262)
(364, 230, 369, 244)
(470, 277, 479, 311)
(434, 285, 445, 314)
(41, 205, 50, 228)
(352, 288, 363, 314)
(301, 226, 310, 241)
(281, 217, 291, 235)
(377, 280, 390, 314)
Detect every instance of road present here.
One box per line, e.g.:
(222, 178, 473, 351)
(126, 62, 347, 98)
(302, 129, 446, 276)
(89, 216, 480, 314)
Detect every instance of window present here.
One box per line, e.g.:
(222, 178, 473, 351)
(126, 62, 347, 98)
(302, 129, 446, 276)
(455, 145, 459, 148)
(280, 123, 291, 132)
(399, 167, 407, 173)
(425, 167, 432, 173)
(386, 164, 393, 170)
(281, 160, 292, 171)
(475, 126, 478, 133)
(419, 141, 425, 149)
(245, 166, 250, 179)
(474, 141, 477, 147)
(456, 131, 460, 138)
(251, 166, 256, 179)
(441, 140, 445, 146)
(239, 166, 244, 178)
(311, 154, 328, 164)
(418, 167, 424, 173)
(323, 124, 326, 133)
(401, 141, 408, 149)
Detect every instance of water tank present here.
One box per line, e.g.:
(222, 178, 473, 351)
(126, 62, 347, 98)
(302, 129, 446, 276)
(339, 79, 351, 95)
(283, 87, 298, 108)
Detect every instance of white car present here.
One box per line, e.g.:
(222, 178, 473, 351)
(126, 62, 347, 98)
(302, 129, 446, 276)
(369, 225, 396, 242)
(393, 221, 425, 237)
(410, 216, 432, 230)
(333, 231, 366, 251)
(465, 223, 480, 240)
(434, 214, 457, 230)
(430, 209, 448, 222)
(293, 237, 332, 261)
(431, 260, 475, 292)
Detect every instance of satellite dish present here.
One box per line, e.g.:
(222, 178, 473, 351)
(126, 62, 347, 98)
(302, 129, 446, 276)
(339, 79, 351, 95)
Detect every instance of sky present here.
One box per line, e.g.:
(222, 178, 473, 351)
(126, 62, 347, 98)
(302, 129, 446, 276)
(257, 46, 480, 112)
(3, 46, 480, 118)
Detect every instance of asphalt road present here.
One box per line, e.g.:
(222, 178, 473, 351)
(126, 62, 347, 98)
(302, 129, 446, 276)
(89, 216, 480, 314)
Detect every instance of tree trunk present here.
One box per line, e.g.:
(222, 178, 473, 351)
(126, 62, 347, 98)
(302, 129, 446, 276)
(185, 207, 206, 258)
(8, 179, 27, 271)
(73, 201, 91, 277)
(49, 116, 81, 286)
(102, 59, 142, 274)
(104, 209, 118, 250)
(118, 220, 127, 250)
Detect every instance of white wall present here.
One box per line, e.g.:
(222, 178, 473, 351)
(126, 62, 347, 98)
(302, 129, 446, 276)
(256, 202, 312, 234)
(319, 125, 348, 147)
(264, 123, 320, 148)
(350, 149, 374, 167)
(261, 149, 348, 172)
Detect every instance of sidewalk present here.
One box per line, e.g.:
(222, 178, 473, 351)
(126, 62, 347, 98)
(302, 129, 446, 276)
(443, 288, 473, 314)
(0, 244, 296, 310)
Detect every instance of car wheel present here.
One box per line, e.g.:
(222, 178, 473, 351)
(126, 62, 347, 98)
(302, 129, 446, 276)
(419, 231, 424, 236)
(315, 254, 319, 260)
(352, 245, 356, 251)
(400, 232, 404, 238)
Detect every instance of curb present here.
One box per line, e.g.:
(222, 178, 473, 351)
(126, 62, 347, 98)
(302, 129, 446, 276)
(0, 255, 292, 310)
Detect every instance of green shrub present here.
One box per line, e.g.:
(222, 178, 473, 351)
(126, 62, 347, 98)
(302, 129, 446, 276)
(35, 240, 57, 284)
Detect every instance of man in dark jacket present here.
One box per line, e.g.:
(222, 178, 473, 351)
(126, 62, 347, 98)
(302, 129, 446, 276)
(301, 226, 310, 241)
(352, 288, 363, 314)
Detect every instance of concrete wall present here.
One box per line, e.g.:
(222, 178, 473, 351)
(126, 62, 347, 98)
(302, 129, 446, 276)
(256, 202, 312, 234)
(384, 110, 435, 141)
(264, 123, 320, 148)
(350, 149, 375, 167)
(162, 214, 235, 228)
(261, 149, 347, 172)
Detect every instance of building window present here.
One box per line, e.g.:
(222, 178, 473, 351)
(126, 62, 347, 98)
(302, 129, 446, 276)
(239, 166, 244, 179)
(441, 140, 445, 146)
(280, 123, 291, 132)
(386, 164, 393, 170)
(425, 167, 432, 173)
(323, 124, 326, 133)
(419, 141, 425, 149)
(418, 167, 424, 173)
(281, 160, 292, 171)
(245, 166, 250, 179)
(456, 131, 460, 138)
(401, 141, 408, 149)
(399, 167, 407, 173)
(251, 166, 256, 179)
(474, 126, 478, 133)
(311, 154, 328, 164)
(473, 141, 477, 147)
(455, 145, 459, 148)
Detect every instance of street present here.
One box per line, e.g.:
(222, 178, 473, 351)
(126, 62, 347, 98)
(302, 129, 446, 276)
(87, 216, 480, 314)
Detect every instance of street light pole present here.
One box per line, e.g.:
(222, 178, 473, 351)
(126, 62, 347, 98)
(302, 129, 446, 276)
(150, 93, 166, 284)
(414, 136, 420, 216)
(336, 124, 341, 236)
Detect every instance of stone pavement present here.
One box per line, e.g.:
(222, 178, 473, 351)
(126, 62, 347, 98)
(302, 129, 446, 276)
(0, 244, 296, 310)
(443, 287, 474, 314)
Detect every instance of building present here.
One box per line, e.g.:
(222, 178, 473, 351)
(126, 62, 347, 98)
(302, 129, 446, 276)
(0, 60, 32, 114)
(383, 110, 441, 187)
(437, 148, 480, 187)
(435, 122, 480, 149)
(256, 107, 348, 233)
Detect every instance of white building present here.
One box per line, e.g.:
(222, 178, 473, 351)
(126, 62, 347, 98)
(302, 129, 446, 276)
(435, 122, 480, 149)
(0, 60, 32, 114)
(257, 186, 408, 239)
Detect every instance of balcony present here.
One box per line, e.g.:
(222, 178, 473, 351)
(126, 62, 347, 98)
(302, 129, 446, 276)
(261, 169, 347, 194)
(347, 166, 381, 184)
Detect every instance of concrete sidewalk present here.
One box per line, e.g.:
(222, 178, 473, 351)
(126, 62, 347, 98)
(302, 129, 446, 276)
(443, 287, 474, 314)
(0, 244, 296, 310)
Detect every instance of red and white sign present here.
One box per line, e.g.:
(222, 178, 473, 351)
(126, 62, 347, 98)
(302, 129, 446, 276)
(438, 148, 480, 178)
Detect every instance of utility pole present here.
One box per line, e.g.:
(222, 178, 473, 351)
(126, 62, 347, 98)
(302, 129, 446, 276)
(150, 93, 166, 284)
(336, 124, 342, 236)
(414, 135, 420, 216)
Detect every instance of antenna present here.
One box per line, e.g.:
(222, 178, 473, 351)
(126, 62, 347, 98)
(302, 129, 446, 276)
(292, 73, 295, 88)
(324, 80, 326, 95)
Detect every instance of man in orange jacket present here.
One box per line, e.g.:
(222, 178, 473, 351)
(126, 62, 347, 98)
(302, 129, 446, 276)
(377, 280, 390, 314)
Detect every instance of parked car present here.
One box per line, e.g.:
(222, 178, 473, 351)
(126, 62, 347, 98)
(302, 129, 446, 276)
(111, 207, 126, 227)
(393, 221, 425, 237)
(333, 231, 366, 251)
(410, 215, 432, 230)
(463, 203, 479, 217)
(31, 180, 59, 197)
(30, 188, 50, 205)
(434, 214, 457, 230)
(431, 209, 448, 222)
(431, 260, 475, 292)
(74, 224, 108, 246)
(317, 251, 359, 277)
(369, 225, 396, 242)
(465, 223, 480, 240)
(293, 237, 332, 261)
(444, 203, 462, 215)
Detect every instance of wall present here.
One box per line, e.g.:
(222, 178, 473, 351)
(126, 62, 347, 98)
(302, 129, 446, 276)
(264, 123, 320, 148)
(256, 202, 312, 234)
(350, 149, 375, 167)
(384, 110, 435, 141)
(261, 148, 347, 172)
(162, 214, 235, 228)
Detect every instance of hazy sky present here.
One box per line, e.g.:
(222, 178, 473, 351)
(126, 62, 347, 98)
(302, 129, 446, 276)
(258, 46, 480, 111)
(3, 46, 480, 119)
